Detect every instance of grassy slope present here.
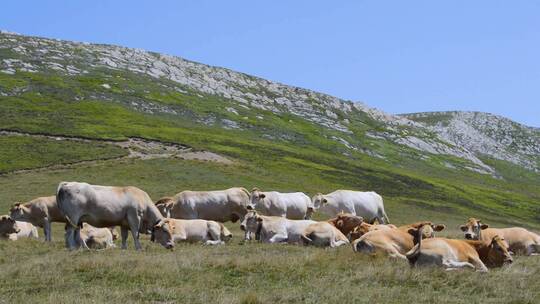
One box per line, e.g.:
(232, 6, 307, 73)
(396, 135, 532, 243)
(1, 51, 539, 302)
(0, 135, 128, 173)
(0, 158, 538, 303)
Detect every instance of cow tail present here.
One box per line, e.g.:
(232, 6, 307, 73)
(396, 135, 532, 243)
(64, 215, 78, 229)
(405, 225, 424, 266)
(382, 211, 390, 225)
(301, 233, 313, 246)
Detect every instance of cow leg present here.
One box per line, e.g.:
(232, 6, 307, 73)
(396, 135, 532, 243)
(443, 260, 475, 270)
(204, 240, 224, 245)
(43, 219, 52, 242)
(127, 217, 142, 251)
(120, 226, 129, 249)
(65, 225, 78, 250)
(468, 258, 488, 272)
(268, 234, 288, 243)
(330, 239, 349, 248)
(206, 224, 222, 245)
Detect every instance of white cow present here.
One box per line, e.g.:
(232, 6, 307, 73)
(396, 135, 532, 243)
(249, 188, 313, 220)
(152, 218, 233, 248)
(156, 188, 250, 223)
(311, 190, 389, 224)
(56, 182, 164, 250)
(0, 215, 39, 240)
(240, 210, 316, 243)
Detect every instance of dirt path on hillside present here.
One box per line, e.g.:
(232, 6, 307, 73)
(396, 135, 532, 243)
(0, 130, 232, 174)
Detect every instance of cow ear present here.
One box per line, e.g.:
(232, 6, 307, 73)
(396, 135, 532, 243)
(407, 228, 417, 236)
(459, 225, 467, 232)
(256, 216, 263, 222)
(480, 224, 489, 230)
(322, 198, 328, 204)
(336, 219, 344, 227)
(259, 193, 266, 199)
(432, 224, 445, 231)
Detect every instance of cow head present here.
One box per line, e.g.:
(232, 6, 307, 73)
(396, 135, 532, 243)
(460, 218, 489, 240)
(311, 193, 328, 211)
(240, 210, 263, 240)
(329, 213, 363, 236)
(153, 219, 175, 249)
(350, 222, 376, 241)
(248, 188, 266, 210)
(406, 221, 445, 243)
(486, 235, 513, 267)
(0, 215, 20, 235)
(8, 202, 27, 220)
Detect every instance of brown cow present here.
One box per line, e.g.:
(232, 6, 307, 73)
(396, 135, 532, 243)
(407, 224, 513, 272)
(352, 221, 445, 259)
(460, 218, 540, 255)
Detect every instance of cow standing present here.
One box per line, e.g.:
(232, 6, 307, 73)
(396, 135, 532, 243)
(156, 188, 250, 223)
(311, 190, 389, 224)
(249, 188, 313, 220)
(56, 182, 163, 250)
(9, 196, 65, 241)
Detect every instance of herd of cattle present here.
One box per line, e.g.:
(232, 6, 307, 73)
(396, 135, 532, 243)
(1, 182, 539, 272)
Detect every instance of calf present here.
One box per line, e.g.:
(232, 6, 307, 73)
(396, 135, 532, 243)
(240, 210, 316, 244)
(0, 215, 39, 241)
(301, 222, 350, 248)
(9, 196, 65, 241)
(79, 223, 116, 249)
(352, 221, 445, 259)
(460, 218, 540, 255)
(152, 218, 233, 248)
(407, 224, 513, 272)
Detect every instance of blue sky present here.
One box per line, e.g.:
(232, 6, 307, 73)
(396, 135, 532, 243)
(1, 1, 539, 126)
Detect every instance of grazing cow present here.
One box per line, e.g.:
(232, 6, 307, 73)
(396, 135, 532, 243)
(56, 182, 164, 250)
(152, 218, 233, 248)
(240, 210, 316, 243)
(350, 222, 397, 242)
(311, 190, 389, 224)
(158, 188, 250, 223)
(9, 196, 65, 241)
(352, 221, 445, 259)
(406, 224, 513, 272)
(248, 188, 313, 220)
(0, 215, 39, 241)
(460, 218, 540, 256)
(301, 222, 350, 248)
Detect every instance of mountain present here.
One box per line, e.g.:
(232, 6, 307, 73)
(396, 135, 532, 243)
(0, 31, 539, 226)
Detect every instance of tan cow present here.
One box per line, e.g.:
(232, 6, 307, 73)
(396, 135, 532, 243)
(349, 222, 397, 241)
(57, 182, 164, 250)
(406, 224, 513, 272)
(352, 221, 445, 259)
(152, 218, 233, 248)
(9, 196, 65, 241)
(79, 223, 116, 249)
(0, 215, 39, 240)
(158, 188, 250, 223)
(301, 222, 350, 248)
(460, 218, 540, 255)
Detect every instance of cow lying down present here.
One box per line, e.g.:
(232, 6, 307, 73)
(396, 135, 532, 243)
(0, 215, 39, 241)
(406, 224, 513, 272)
(152, 218, 232, 249)
(240, 210, 316, 243)
(352, 221, 445, 259)
(301, 213, 365, 248)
